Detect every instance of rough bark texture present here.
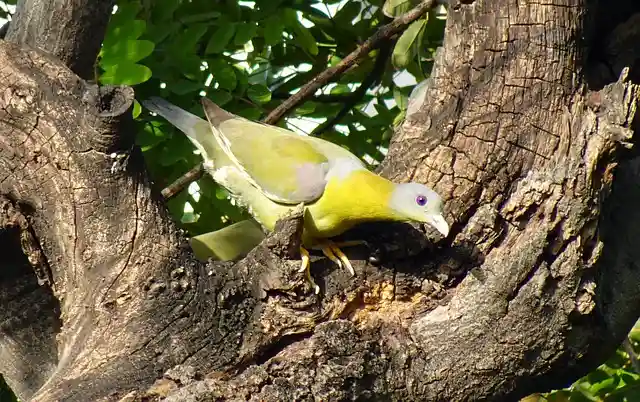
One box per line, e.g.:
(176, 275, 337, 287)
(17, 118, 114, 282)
(1, 0, 640, 401)
(5, 0, 115, 80)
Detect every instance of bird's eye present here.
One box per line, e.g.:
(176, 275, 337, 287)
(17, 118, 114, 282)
(416, 195, 427, 206)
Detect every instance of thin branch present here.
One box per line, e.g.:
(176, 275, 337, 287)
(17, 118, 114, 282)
(271, 92, 361, 103)
(311, 38, 393, 137)
(161, 164, 204, 199)
(161, 0, 436, 200)
(264, 0, 436, 124)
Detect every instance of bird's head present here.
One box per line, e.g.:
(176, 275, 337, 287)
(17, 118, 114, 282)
(389, 183, 449, 237)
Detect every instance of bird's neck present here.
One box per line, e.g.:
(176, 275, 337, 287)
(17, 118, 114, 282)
(305, 170, 401, 238)
(340, 170, 398, 218)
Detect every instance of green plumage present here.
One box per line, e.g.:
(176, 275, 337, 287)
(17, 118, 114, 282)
(142, 97, 449, 266)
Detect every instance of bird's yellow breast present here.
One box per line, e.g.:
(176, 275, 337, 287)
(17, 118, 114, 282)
(303, 170, 399, 239)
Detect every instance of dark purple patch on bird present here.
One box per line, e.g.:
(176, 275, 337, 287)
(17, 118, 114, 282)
(416, 195, 427, 206)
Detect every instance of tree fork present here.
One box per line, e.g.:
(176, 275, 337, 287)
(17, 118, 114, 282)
(1, 0, 640, 401)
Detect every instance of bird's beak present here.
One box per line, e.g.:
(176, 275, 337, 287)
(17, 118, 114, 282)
(424, 214, 449, 237)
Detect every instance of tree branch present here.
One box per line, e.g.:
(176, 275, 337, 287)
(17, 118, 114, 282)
(160, 0, 436, 200)
(161, 163, 205, 199)
(264, 0, 435, 124)
(271, 92, 370, 103)
(5, 0, 115, 79)
(311, 38, 393, 137)
(3, 0, 640, 400)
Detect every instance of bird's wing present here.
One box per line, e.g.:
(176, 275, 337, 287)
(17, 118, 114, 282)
(201, 98, 364, 204)
(142, 97, 293, 229)
(211, 164, 292, 231)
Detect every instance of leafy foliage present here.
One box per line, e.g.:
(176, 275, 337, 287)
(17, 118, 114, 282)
(0, 1, 638, 400)
(523, 321, 640, 402)
(97, 0, 446, 235)
(0, 0, 14, 22)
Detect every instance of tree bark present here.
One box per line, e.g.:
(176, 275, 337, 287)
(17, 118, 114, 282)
(1, 0, 640, 401)
(5, 0, 115, 80)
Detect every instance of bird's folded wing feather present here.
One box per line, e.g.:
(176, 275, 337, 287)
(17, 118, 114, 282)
(202, 98, 362, 205)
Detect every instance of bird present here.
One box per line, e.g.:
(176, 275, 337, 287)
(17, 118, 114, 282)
(142, 96, 449, 292)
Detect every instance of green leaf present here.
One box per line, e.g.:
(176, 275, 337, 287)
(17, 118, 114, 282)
(158, 135, 195, 166)
(209, 58, 237, 91)
(170, 54, 204, 78)
(262, 16, 285, 45)
(215, 186, 229, 200)
(168, 79, 203, 95)
(137, 121, 167, 152)
(234, 67, 250, 95)
(151, 0, 181, 21)
(301, 11, 334, 33)
(104, 19, 146, 47)
(109, 2, 142, 28)
(132, 99, 142, 119)
(620, 372, 640, 385)
(234, 22, 258, 45)
(330, 84, 351, 94)
(568, 386, 599, 402)
(168, 23, 209, 56)
(255, 0, 286, 15)
(392, 18, 427, 68)
(284, 10, 318, 56)
(382, 128, 393, 142)
(296, 102, 317, 115)
(293, 24, 319, 56)
(405, 58, 432, 81)
(334, 2, 361, 25)
(393, 110, 406, 127)
(590, 375, 619, 396)
(206, 21, 237, 54)
(225, 0, 242, 21)
(382, 0, 415, 17)
(247, 84, 271, 104)
(236, 107, 262, 121)
(100, 63, 152, 86)
(544, 390, 571, 402)
(179, 11, 221, 24)
(206, 89, 233, 106)
(100, 40, 155, 66)
(145, 21, 179, 44)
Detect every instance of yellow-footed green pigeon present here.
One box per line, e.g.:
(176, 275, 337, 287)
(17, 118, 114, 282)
(142, 97, 449, 291)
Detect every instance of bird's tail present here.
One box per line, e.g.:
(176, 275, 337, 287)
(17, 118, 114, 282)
(142, 97, 205, 137)
(142, 97, 221, 164)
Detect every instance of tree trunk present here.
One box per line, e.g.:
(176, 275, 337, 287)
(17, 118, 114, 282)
(1, 0, 640, 401)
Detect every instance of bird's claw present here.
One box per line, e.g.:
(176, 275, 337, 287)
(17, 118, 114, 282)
(320, 241, 355, 276)
(299, 246, 319, 294)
